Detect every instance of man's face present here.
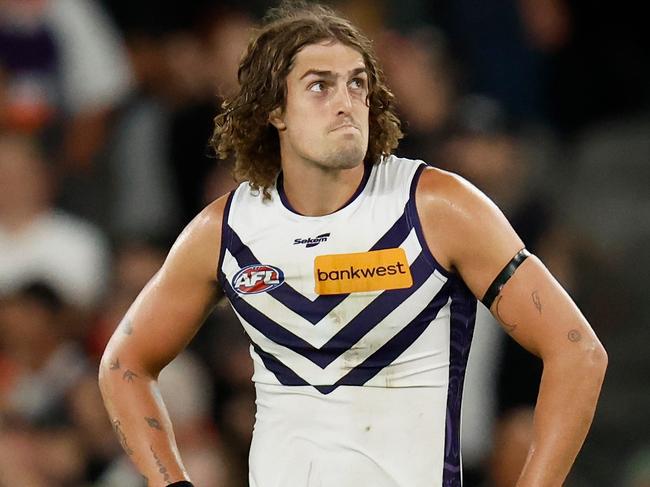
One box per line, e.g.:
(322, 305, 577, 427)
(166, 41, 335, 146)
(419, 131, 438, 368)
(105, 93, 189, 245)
(273, 40, 370, 171)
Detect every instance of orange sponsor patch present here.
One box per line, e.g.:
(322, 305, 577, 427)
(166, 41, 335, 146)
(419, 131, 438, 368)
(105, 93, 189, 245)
(314, 248, 413, 295)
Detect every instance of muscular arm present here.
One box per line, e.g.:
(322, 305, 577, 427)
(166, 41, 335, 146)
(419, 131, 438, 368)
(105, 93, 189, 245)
(416, 169, 607, 486)
(98, 195, 229, 486)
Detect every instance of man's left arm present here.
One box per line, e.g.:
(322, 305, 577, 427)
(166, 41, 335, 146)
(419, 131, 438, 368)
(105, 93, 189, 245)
(416, 168, 607, 486)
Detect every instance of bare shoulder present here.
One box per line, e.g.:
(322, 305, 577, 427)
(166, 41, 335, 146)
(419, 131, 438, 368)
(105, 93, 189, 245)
(415, 166, 499, 225)
(161, 192, 232, 284)
(415, 166, 523, 295)
(185, 192, 231, 243)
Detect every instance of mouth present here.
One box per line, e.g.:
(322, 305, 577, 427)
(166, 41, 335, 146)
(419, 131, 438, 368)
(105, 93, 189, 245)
(330, 123, 359, 132)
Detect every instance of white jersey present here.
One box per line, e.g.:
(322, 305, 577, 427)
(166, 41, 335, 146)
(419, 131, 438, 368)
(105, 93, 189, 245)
(219, 156, 477, 487)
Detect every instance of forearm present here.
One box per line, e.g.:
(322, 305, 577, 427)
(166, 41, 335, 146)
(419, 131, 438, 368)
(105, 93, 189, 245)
(516, 349, 607, 486)
(98, 356, 190, 487)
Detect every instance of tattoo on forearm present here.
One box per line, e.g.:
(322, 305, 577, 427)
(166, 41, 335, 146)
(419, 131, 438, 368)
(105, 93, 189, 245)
(121, 319, 134, 336)
(568, 329, 582, 342)
(150, 445, 171, 483)
(109, 358, 121, 370)
(495, 296, 518, 334)
(145, 417, 163, 430)
(532, 290, 542, 314)
(123, 369, 138, 382)
(112, 419, 134, 456)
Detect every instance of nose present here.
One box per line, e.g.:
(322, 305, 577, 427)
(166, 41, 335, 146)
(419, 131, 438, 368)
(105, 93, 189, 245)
(334, 81, 353, 114)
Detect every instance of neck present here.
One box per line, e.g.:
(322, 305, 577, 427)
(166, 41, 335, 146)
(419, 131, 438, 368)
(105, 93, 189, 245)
(280, 160, 366, 216)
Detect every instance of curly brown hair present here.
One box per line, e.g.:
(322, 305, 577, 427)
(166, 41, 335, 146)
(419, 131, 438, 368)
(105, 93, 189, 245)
(211, 1, 403, 197)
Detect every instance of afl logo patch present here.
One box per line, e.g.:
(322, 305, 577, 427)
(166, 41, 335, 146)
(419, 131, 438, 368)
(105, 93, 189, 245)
(232, 264, 284, 295)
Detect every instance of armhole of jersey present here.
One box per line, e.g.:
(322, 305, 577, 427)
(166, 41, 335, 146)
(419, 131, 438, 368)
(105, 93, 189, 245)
(406, 163, 454, 280)
(216, 190, 236, 290)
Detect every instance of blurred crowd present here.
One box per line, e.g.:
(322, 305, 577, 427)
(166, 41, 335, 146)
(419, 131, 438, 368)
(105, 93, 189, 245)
(0, 0, 648, 486)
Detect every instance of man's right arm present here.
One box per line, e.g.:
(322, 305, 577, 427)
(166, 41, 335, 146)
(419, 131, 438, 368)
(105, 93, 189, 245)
(98, 194, 229, 486)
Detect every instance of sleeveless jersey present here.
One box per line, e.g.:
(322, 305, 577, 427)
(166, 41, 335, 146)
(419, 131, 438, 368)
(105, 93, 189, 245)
(218, 156, 477, 487)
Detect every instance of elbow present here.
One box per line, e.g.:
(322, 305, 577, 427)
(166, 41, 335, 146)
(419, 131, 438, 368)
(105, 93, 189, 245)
(549, 338, 608, 381)
(583, 342, 608, 401)
(576, 339, 608, 384)
(592, 341, 608, 377)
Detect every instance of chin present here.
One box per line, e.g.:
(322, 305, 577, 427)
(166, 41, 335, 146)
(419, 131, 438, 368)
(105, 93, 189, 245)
(324, 144, 367, 169)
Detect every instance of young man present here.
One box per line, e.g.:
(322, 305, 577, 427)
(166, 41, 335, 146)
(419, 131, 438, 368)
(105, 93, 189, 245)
(99, 4, 607, 486)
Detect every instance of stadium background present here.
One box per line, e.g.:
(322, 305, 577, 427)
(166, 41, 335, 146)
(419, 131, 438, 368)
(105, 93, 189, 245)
(0, 0, 648, 485)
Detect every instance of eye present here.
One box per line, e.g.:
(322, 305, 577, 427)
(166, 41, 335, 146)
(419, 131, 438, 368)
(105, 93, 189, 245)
(349, 77, 366, 90)
(309, 81, 327, 93)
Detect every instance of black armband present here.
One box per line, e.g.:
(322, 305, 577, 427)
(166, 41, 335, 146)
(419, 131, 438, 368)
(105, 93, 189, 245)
(168, 482, 194, 487)
(481, 248, 531, 309)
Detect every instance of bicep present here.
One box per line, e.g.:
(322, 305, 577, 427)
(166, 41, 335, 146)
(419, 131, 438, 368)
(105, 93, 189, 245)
(110, 265, 220, 375)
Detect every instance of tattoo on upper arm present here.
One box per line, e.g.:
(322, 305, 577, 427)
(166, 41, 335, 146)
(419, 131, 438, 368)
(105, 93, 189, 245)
(495, 296, 518, 334)
(568, 329, 582, 342)
(123, 369, 138, 382)
(145, 417, 163, 430)
(109, 358, 121, 370)
(532, 290, 542, 314)
(150, 445, 171, 482)
(112, 419, 134, 456)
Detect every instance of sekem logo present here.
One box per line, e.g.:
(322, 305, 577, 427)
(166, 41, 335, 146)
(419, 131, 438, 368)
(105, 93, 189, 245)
(232, 264, 285, 295)
(294, 233, 330, 248)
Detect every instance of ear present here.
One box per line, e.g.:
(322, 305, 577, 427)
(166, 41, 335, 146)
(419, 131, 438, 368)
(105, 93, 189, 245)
(268, 106, 286, 131)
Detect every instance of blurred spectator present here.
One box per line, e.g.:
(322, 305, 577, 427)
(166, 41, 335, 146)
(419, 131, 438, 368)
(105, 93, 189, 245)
(104, 56, 181, 241)
(0, 282, 112, 486)
(380, 27, 458, 163)
(439, 95, 551, 223)
(0, 0, 134, 224)
(164, 7, 247, 221)
(419, 0, 560, 124)
(0, 0, 133, 144)
(104, 6, 244, 240)
(0, 0, 59, 134)
(0, 132, 110, 309)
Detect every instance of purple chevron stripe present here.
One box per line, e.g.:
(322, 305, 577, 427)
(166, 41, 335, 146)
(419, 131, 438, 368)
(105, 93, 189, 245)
(223, 208, 412, 324)
(252, 281, 451, 395)
(442, 278, 477, 487)
(252, 343, 309, 386)
(226, 253, 434, 369)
